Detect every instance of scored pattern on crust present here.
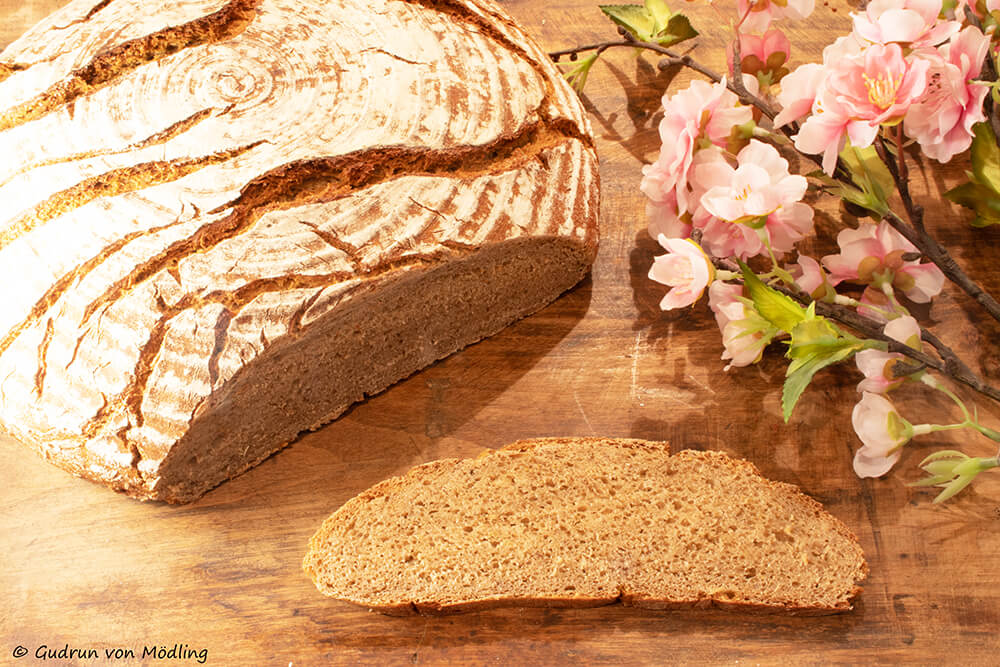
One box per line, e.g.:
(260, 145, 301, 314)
(0, 0, 598, 489)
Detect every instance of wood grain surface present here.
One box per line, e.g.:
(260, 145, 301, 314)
(2, 0, 999, 664)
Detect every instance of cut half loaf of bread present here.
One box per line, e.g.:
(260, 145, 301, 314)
(0, 0, 597, 501)
(304, 438, 868, 615)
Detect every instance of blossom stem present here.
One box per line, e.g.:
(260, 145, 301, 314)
(733, 2, 755, 33)
(548, 39, 780, 119)
(716, 269, 740, 281)
(921, 374, 972, 421)
(920, 374, 1000, 441)
(834, 294, 895, 320)
(879, 281, 910, 317)
(757, 231, 796, 286)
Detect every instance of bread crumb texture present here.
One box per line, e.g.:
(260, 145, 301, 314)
(304, 438, 868, 615)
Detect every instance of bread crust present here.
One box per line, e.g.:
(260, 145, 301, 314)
(0, 0, 599, 500)
(304, 439, 869, 615)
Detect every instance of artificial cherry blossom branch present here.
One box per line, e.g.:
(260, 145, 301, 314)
(553, 34, 1000, 327)
(567, 0, 1000, 496)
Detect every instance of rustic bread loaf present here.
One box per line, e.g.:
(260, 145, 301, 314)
(0, 0, 598, 502)
(304, 437, 868, 615)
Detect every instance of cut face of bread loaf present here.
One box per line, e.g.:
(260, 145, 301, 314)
(304, 438, 868, 615)
(0, 0, 598, 501)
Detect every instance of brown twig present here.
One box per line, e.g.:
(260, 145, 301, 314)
(548, 39, 779, 118)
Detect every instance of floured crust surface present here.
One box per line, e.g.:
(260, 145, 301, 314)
(0, 0, 599, 500)
(304, 438, 868, 615)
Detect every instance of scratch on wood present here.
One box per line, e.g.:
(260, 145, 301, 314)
(572, 388, 595, 435)
(630, 331, 642, 400)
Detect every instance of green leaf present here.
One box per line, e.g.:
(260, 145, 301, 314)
(781, 317, 869, 421)
(599, 4, 656, 41)
(809, 170, 874, 217)
(599, 3, 697, 47)
(933, 475, 976, 503)
(838, 143, 894, 217)
(786, 318, 846, 367)
(737, 260, 807, 333)
(657, 13, 697, 47)
(970, 122, 1000, 190)
(644, 0, 673, 31)
(944, 181, 1000, 227)
(781, 344, 859, 422)
(918, 450, 969, 466)
(944, 124, 1000, 226)
(562, 52, 600, 93)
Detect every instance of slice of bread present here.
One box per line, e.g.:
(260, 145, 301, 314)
(303, 437, 868, 615)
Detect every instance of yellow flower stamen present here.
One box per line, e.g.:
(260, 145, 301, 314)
(862, 71, 903, 110)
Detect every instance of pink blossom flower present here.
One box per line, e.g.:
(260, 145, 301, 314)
(737, 0, 815, 33)
(773, 63, 827, 128)
(855, 315, 922, 393)
(646, 191, 690, 242)
(821, 221, 945, 303)
(694, 140, 814, 259)
(699, 217, 764, 259)
(904, 27, 991, 163)
(788, 254, 831, 300)
(773, 35, 864, 129)
(823, 33, 866, 63)
(649, 236, 715, 310)
(641, 79, 753, 223)
(852, 0, 961, 48)
(700, 140, 807, 221)
(989, 0, 999, 11)
(708, 280, 777, 370)
(727, 29, 791, 83)
(857, 286, 891, 323)
(852, 392, 912, 477)
(794, 44, 929, 174)
(646, 148, 726, 241)
(708, 280, 744, 333)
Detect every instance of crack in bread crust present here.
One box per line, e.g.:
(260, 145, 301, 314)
(0, 61, 28, 85)
(32, 318, 55, 398)
(0, 214, 196, 359)
(52, 0, 118, 31)
(0, 106, 223, 188)
(402, 3, 576, 120)
(0, 0, 261, 132)
(0, 140, 263, 253)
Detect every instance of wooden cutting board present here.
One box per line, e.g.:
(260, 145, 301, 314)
(2, 0, 999, 664)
